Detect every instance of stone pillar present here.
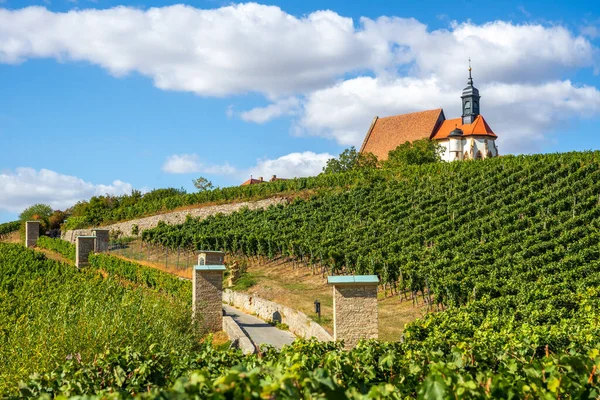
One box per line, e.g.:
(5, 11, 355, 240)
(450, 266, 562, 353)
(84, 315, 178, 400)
(92, 229, 110, 253)
(76, 236, 96, 268)
(198, 251, 225, 266)
(193, 265, 226, 332)
(25, 221, 40, 248)
(327, 275, 379, 349)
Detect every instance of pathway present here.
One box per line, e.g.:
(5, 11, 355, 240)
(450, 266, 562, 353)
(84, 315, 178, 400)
(223, 304, 295, 350)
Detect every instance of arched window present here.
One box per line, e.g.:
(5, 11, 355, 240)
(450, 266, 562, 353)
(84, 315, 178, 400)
(487, 150, 493, 158)
(476, 151, 483, 160)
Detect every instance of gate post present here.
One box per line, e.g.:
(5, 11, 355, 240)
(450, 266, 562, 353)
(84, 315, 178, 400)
(25, 221, 40, 248)
(328, 275, 379, 349)
(76, 236, 96, 268)
(193, 265, 226, 332)
(92, 229, 110, 252)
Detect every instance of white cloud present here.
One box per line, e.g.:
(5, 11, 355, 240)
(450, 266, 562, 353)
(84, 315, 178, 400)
(240, 97, 301, 123)
(2, 6, 593, 97)
(162, 153, 236, 175)
(298, 76, 600, 153)
(162, 154, 202, 174)
(0, 4, 389, 97)
(0, 167, 133, 214)
(0, 4, 598, 153)
(164, 151, 332, 180)
(247, 151, 332, 179)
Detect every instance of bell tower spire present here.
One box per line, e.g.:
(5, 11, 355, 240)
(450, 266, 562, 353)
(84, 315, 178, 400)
(461, 58, 480, 125)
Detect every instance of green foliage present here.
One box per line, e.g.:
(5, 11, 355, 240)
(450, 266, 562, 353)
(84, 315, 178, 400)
(89, 253, 192, 302)
(193, 176, 214, 192)
(382, 138, 443, 168)
(37, 236, 76, 261)
(0, 243, 199, 395)
(131, 224, 140, 236)
(10, 151, 600, 397)
(143, 151, 600, 350)
(19, 203, 53, 222)
(18, 203, 53, 233)
(48, 210, 67, 230)
(231, 272, 257, 291)
(0, 220, 20, 236)
(16, 337, 600, 398)
(323, 146, 378, 174)
(62, 172, 373, 231)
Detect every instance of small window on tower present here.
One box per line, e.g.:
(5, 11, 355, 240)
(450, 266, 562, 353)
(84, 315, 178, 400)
(464, 100, 471, 112)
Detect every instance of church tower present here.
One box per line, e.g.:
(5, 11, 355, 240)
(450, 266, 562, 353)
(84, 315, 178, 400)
(461, 59, 480, 125)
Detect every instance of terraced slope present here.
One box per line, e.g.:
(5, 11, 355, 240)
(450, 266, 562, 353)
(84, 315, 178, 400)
(143, 151, 600, 346)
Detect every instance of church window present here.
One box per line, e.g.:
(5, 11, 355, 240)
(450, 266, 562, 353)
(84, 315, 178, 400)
(476, 151, 483, 160)
(464, 100, 471, 112)
(487, 150, 493, 158)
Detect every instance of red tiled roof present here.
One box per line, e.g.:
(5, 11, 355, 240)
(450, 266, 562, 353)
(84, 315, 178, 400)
(359, 109, 444, 161)
(431, 115, 497, 140)
(241, 178, 264, 186)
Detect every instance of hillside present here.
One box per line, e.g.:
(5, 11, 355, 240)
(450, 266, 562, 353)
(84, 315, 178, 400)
(0, 243, 200, 394)
(4, 152, 600, 397)
(142, 152, 600, 344)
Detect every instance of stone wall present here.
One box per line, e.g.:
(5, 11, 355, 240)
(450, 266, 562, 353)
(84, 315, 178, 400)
(333, 285, 378, 349)
(193, 269, 224, 333)
(62, 197, 287, 243)
(223, 289, 333, 342)
(222, 316, 255, 354)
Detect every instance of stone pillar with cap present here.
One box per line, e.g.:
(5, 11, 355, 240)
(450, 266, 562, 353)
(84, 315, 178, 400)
(76, 236, 96, 268)
(197, 250, 225, 266)
(193, 252, 225, 332)
(327, 275, 379, 349)
(25, 221, 40, 248)
(92, 229, 110, 253)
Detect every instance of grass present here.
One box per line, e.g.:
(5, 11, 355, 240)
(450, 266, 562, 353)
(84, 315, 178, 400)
(231, 272, 259, 291)
(235, 256, 427, 339)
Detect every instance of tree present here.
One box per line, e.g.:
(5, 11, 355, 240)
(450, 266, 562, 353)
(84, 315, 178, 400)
(382, 139, 443, 169)
(19, 204, 53, 223)
(322, 147, 378, 174)
(19, 204, 54, 234)
(193, 176, 214, 192)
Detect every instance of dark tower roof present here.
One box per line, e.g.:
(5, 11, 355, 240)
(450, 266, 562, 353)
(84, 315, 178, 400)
(461, 58, 481, 125)
(462, 64, 480, 98)
(449, 125, 464, 137)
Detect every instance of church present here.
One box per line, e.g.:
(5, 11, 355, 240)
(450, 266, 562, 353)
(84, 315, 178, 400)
(359, 65, 499, 162)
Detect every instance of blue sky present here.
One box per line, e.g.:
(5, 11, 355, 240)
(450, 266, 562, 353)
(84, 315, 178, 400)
(0, 0, 599, 223)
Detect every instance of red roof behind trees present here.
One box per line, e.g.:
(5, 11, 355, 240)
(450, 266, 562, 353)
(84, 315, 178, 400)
(359, 109, 444, 161)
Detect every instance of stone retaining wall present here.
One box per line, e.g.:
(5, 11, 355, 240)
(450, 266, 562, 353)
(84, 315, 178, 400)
(222, 316, 255, 354)
(223, 289, 333, 342)
(62, 197, 287, 243)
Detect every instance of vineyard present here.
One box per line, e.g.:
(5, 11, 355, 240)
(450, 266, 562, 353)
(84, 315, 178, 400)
(0, 220, 19, 241)
(0, 243, 199, 394)
(3, 151, 600, 397)
(4, 241, 600, 397)
(141, 153, 600, 352)
(62, 172, 369, 230)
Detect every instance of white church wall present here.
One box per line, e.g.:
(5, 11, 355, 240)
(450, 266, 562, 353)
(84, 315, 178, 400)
(438, 137, 498, 162)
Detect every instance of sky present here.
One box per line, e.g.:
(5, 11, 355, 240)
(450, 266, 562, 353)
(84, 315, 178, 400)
(0, 0, 599, 223)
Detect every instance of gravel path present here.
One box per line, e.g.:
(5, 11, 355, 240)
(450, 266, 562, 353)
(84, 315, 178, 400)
(223, 304, 295, 350)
